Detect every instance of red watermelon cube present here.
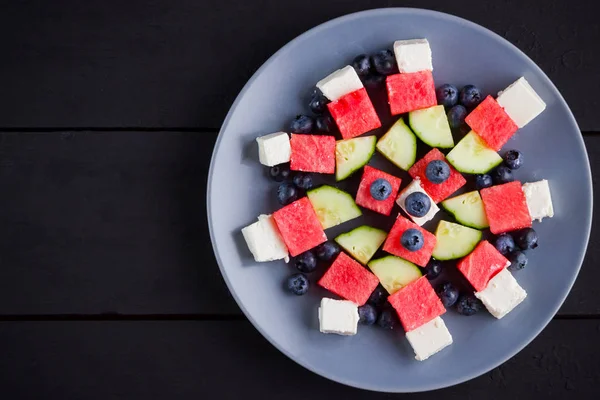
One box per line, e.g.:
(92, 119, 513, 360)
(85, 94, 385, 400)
(386, 71, 436, 115)
(273, 197, 327, 257)
(382, 215, 436, 267)
(355, 166, 402, 216)
(408, 149, 466, 203)
(388, 276, 446, 332)
(289, 134, 335, 174)
(318, 252, 380, 305)
(457, 240, 509, 292)
(465, 96, 518, 151)
(480, 181, 532, 234)
(327, 88, 381, 139)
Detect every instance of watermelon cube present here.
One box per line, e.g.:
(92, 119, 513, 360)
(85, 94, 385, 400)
(457, 240, 509, 292)
(480, 181, 532, 234)
(465, 96, 518, 151)
(386, 71, 436, 115)
(355, 166, 402, 216)
(273, 197, 327, 257)
(289, 134, 336, 174)
(408, 149, 466, 203)
(318, 252, 380, 306)
(388, 276, 446, 332)
(327, 88, 381, 139)
(382, 215, 436, 267)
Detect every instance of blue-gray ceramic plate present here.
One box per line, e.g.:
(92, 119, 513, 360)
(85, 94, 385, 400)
(207, 8, 592, 392)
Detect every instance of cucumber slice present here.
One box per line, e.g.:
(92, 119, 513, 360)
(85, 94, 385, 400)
(335, 225, 387, 265)
(307, 185, 362, 229)
(408, 105, 454, 148)
(432, 220, 482, 260)
(367, 255, 422, 294)
(446, 131, 503, 174)
(441, 191, 490, 229)
(376, 118, 417, 171)
(335, 136, 376, 181)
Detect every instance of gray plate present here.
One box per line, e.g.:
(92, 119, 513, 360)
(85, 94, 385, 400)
(207, 8, 592, 392)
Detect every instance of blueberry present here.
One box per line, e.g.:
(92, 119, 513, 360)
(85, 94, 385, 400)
(286, 273, 309, 295)
(401, 228, 424, 252)
(309, 89, 329, 115)
(277, 182, 299, 205)
(456, 294, 483, 316)
(315, 241, 340, 262)
(315, 115, 335, 133)
(295, 251, 317, 273)
(474, 174, 493, 190)
(492, 165, 514, 185)
(352, 54, 372, 77)
(269, 164, 291, 182)
(371, 49, 397, 76)
(292, 172, 313, 190)
(425, 160, 451, 184)
(368, 285, 388, 306)
(494, 234, 516, 256)
(363, 74, 385, 88)
(358, 304, 378, 325)
(370, 178, 392, 200)
(405, 192, 431, 217)
(504, 150, 523, 170)
(377, 308, 397, 329)
(423, 259, 442, 280)
(508, 251, 528, 271)
(436, 282, 459, 308)
(289, 115, 314, 133)
(436, 84, 459, 108)
(459, 85, 483, 108)
(447, 105, 467, 129)
(514, 228, 539, 250)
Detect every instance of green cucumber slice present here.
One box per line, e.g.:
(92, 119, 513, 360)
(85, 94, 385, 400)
(335, 136, 376, 181)
(432, 220, 482, 260)
(335, 225, 387, 265)
(376, 118, 417, 171)
(446, 131, 503, 174)
(441, 191, 490, 229)
(367, 255, 422, 294)
(307, 185, 362, 229)
(408, 105, 454, 148)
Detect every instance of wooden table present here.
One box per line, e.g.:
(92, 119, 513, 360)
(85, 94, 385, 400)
(0, 1, 598, 398)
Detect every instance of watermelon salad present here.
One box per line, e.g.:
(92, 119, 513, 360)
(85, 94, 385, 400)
(241, 38, 553, 362)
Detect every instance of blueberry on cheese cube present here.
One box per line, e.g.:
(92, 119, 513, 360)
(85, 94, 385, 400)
(396, 179, 439, 226)
(316, 65, 364, 102)
(474, 268, 527, 319)
(405, 316, 453, 361)
(256, 132, 291, 167)
(393, 39, 433, 73)
(522, 179, 554, 222)
(241, 214, 289, 262)
(318, 297, 359, 335)
(496, 77, 546, 128)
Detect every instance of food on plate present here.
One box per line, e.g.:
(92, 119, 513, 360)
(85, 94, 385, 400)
(409, 148, 466, 203)
(396, 179, 439, 226)
(480, 181, 532, 234)
(367, 255, 422, 294)
(241, 214, 289, 262)
(272, 197, 327, 257)
(446, 131, 503, 174)
(386, 71, 436, 115)
(408, 105, 454, 148)
(335, 225, 387, 265)
(289, 133, 336, 173)
(441, 191, 489, 230)
(383, 215, 436, 267)
(307, 185, 362, 229)
(335, 135, 376, 181)
(432, 220, 482, 260)
(256, 132, 291, 167)
(376, 117, 417, 170)
(355, 166, 402, 216)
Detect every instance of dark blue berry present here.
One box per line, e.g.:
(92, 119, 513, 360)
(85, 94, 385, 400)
(269, 164, 291, 182)
(405, 192, 431, 217)
(423, 259, 442, 280)
(309, 89, 329, 115)
(436, 282, 459, 308)
(315, 115, 335, 133)
(315, 241, 340, 262)
(292, 172, 313, 190)
(363, 74, 385, 88)
(377, 308, 397, 329)
(370, 178, 392, 200)
(447, 105, 467, 129)
(295, 251, 317, 273)
(508, 251, 528, 271)
(277, 182, 298, 205)
(504, 150, 523, 170)
(371, 49, 397, 76)
(358, 304, 378, 325)
(368, 285, 388, 306)
(290, 115, 314, 133)
(401, 229, 424, 252)
(459, 85, 483, 109)
(494, 234, 516, 256)
(352, 54, 372, 77)
(286, 273, 309, 295)
(475, 174, 493, 190)
(514, 228, 539, 250)
(456, 294, 482, 316)
(492, 165, 514, 185)
(425, 160, 451, 184)
(436, 84, 459, 108)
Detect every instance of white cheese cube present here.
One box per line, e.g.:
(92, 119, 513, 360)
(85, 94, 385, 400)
(256, 132, 291, 167)
(393, 39, 433, 73)
(405, 316, 453, 361)
(396, 179, 439, 226)
(316, 65, 363, 101)
(475, 268, 527, 319)
(522, 179, 554, 222)
(241, 214, 289, 262)
(318, 298, 359, 336)
(496, 77, 546, 128)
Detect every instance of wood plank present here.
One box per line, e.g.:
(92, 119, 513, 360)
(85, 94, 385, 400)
(0, 0, 597, 129)
(0, 320, 598, 398)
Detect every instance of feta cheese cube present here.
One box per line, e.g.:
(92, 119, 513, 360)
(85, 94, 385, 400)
(256, 132, 291, 167)
(496, 77, 546, 128)
(316, 65, 363, 101)
(393, 39, 433, 73)
(318, 298, 359, 336)
(405, 316, 453, 361)
(241, 214, 289, 262)
(396, 179, 439, 226)
(475, 268, 527, 319)
(522, 179, 554, 222)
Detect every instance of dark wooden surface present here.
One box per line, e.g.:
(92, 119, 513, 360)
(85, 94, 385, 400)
(0, 1, 598, 399)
